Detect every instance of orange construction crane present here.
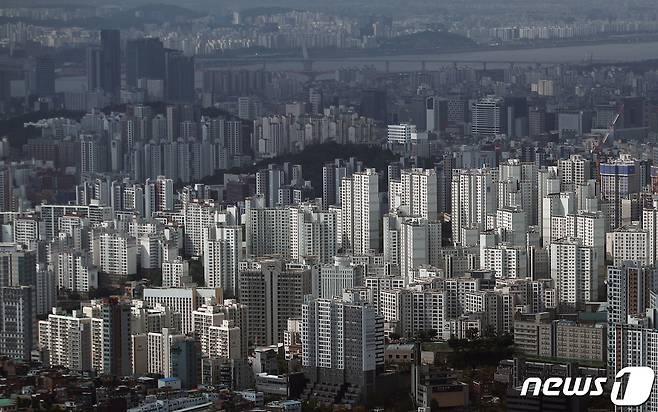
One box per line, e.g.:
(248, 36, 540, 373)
(591, 103, 624, 155)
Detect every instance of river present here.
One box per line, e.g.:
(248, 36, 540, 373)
(217, 39, 658, 73)
(55, 40, 658, 92)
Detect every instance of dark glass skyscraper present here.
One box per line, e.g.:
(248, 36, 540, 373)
(86, 47, 102, 92)
(504, 96, 529, 138)
(125, 38, 165, 87)
(165, 50, 195, 103)
(621, 96, 645, 129)
(360, 89, 387, 122)
(34, 56, 55, 96)
(100, 29, 121, 98)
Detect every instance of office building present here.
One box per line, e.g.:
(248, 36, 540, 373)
(319, 256, 364, 299)
(387, 124, 416, 145)
(125, 38, 165, 88)
(471, 96, 505, 136)
(100, 29, 121, 98)
(0, 244, 36, 288)
(147, 328, 199, 389)
(34, 56, 55, 96)
(426, 96, 448, 133)
(82, 298, 132, 376)
(165, 51, 195, 103)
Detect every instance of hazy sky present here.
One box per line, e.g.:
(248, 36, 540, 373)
(8, 0, 658, 19)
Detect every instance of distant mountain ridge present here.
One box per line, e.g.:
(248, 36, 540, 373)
(0, 3, 206, 29)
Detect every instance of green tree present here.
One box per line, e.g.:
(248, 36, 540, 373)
(465, 327, 479, 341)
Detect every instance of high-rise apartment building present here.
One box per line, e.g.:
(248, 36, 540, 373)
(340, 169, 380, 254)
(550, 238, 602, 307)
(183, 199, 218, 256)
(204, 225, 242, 295)
(38, 309, 92, 371)
(289, 205, 337, 265)
(0, 286, 35, 360)
(389, 168, 439, 220)
(52, 248, 98, 292)
(147, 328, 199, 389)
(451, 168, 498, 244)
(143, 287, 223, 334)
(600, 154, 641, 228)
(606, 223, 651, 267)
(91, 228, 137, 276)
(238, 259, 312, 346)
(302, 295, 384, 402)
(162, 257, 190, 288)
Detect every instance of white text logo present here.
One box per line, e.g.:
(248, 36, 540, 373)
(520, 367, 655, 406)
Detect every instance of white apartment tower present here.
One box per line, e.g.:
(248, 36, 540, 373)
(606, 224, 651, 267)
(558, 154, 591, 188)
(91, 228, 137, 276)
(183, 199, 218, 256)
(162, 256, 190, 288)
(451, 168, 498, 245)
(289, 205, 337, 264)
(341, 169, 380, 255)
(53, 249, 98, 292)
(302, 296, 384, 385)
(38, 309, 91, 371)
(398, 168, 439, 220)
(550, 238, 601, 307)
(204, 225, 242, 295)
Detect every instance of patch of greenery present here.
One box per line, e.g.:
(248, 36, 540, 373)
(447, 334, 515, 369)
(201, 141, 397, 197)
(188, 257, 205, 286)
(2, 110, 84, 148)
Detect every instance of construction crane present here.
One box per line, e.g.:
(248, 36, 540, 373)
(592, 103, 624, 183)
(591, 103, 624, 154)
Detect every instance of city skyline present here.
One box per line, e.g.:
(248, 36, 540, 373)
(2, 1, 658, 411)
